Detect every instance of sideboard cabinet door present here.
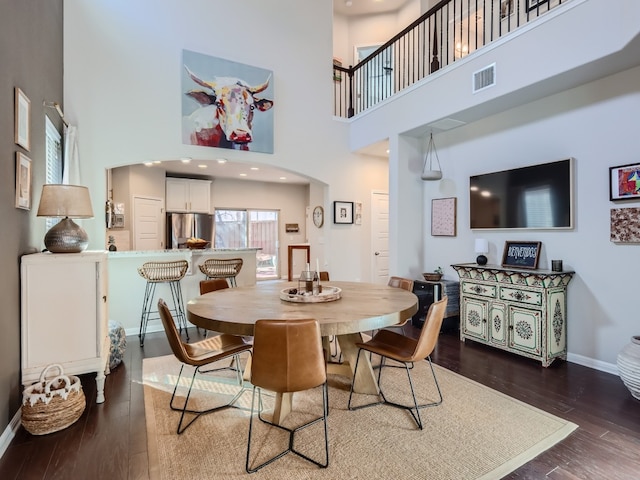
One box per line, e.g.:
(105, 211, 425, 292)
(21, 251, 109, 403)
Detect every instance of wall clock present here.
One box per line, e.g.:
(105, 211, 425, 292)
(313, 205, 324, 228)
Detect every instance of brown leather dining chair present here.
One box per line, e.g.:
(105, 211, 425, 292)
(348, 296, 448, 430)
(386, 276, 415, 334)
(157, 299, 252, 434)
(246, 318, 329, 473)
(198, 278, 229, 337)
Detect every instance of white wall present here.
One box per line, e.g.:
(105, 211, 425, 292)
(64, 0, 389, 283)
(420, 65, 640, 370)
(332, 0, 420, 67)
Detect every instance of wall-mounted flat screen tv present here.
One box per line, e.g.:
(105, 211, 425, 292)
(470, 158, 573, 230)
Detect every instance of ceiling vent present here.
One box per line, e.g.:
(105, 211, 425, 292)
(473, 63, 496, 93)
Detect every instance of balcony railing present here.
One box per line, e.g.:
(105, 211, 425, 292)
(333, 0, 568, 118)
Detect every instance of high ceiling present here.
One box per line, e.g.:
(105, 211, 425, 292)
(333, 0, 414, 17)
(151, 1, 412, 184)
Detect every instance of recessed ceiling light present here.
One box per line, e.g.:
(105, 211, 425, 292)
(481, 190, 491, 197)
(250, 167, 259, 171)
(279, 176, 287, 180)
(198, 164, 207, 169)
(180, 157, 191, 163)
(239, 173, 247, 177)
(153, 160, 161, 164)
(216, 159, 227, 164)
(144, 162, 153, 167)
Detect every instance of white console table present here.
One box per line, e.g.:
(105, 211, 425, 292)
(452, 263, 574, 367)
(21, 251, 109, 403)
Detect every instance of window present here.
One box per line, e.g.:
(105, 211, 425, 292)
(44, 116, 62, 229)
(214, 208, 279, 279)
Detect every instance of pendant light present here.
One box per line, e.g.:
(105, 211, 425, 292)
(421, 133, 443, 181)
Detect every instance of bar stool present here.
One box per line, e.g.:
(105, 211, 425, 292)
(198, 258, 243, 287)
(137, 260, 189, 347)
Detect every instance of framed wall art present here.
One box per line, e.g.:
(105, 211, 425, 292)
(611, 207, 640, 243)
(354, 201, 362, 225)
(14, 88, 31, 151)
(501, 241, 541, 269)
(431, 197, 457, 236)
(610, 162, 640, 201)
(333, 201, 354, 224)
(15, 152, 32, 210)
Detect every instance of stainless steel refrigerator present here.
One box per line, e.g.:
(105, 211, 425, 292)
(166, 212, 214, 249)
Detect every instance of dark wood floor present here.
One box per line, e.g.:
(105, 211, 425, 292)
(2, 325, 640, 479)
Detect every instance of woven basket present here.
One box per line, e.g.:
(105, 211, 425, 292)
(21, 364, 86, 436)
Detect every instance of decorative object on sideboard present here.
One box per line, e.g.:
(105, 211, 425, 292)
(423, 266, 443, 282)
(37, 184, 94, 253)
(475, 238, 489, 265)
(617, 336, 640, 401)
(501, 240, 541, 269)
(551, 260, 563, 272)
(421, 132, 442, 181)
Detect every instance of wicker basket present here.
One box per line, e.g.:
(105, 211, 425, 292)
(21, 364, 86, 436)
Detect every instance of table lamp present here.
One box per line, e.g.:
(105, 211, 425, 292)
(37, 184, 94, 253)
(475, 238, 489, 265)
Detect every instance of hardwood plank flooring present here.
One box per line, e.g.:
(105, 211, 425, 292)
(1, 325, 639, 479)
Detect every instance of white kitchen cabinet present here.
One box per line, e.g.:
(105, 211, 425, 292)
(166, 178, 211, 213)
(21, 251, 109, 403)
(452, 264, 574, 367)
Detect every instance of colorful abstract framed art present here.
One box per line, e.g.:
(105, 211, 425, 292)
(610, 163, 640, 201)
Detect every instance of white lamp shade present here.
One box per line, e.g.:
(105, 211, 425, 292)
(37, 184, 94, 218)
(475, 238, 489, 254)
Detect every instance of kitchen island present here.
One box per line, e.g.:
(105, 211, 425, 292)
(108, 248, 259, 336)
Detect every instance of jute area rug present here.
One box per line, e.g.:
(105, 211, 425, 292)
(143, 354, 577, 480)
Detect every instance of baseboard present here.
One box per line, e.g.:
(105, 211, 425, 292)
(0, 409, 21, 460)
(567, 352, 618, 376)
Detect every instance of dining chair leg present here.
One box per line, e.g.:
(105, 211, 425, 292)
(347, 349, 384, 412)
(170, 362, 247, 434)
(377, 356, 443, 430)
(246, 384, 329, 473)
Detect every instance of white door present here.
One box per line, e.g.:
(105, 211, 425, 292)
(134, 196, 163, 250)
(355, 45, 394, 108)
(371, 191, 389, 284)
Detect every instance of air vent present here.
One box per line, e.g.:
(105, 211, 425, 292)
(473, 63, 496, 93)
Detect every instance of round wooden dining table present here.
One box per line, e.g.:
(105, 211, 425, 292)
(187, 280, 418, 423)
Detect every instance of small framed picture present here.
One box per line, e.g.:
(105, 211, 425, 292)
(431, 197, 457, 236)
(501, 241, 541, 269)
(14, 87, 31, 151)
(333, 201, 354, 224)
(610, 163, 640, 201)
(15, 152, 32, 210)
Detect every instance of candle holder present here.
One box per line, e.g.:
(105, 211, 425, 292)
(298, 270, 320, 295)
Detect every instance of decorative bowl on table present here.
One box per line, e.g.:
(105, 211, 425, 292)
(280, 286, 342, 303)
(422, 273, 442, 282)
(186, 239, 210, 249)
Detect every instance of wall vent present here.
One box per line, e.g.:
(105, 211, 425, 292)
(473, 63, 496, 93)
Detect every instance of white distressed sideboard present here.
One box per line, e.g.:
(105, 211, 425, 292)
(452, 263, 574, 367)
(21, 251, 109, 403)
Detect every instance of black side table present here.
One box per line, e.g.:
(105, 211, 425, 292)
(411, 279, 460, 331)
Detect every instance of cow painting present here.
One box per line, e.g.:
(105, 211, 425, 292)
(183, 66, 274, 151)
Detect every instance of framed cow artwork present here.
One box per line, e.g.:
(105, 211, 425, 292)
(182, 49, 274, 154)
